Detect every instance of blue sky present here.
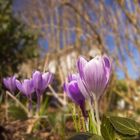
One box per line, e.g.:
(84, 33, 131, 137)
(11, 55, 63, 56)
(105, 35, 140, 79)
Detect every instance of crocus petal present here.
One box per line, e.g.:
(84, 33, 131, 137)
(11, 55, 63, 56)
(42, 72, 53, 90)
(23, 79, 34, 96)
(32, 71, 43, 90)
(11, 76, 16, 91)
(67, 81, 85, 105)
(3, 78, 9, 89)
(7, 78, 12, 92)
(83, 56, 102, 91)
(77, 57, 87, 79)
(64, 82, 73, 100)
(22, 80, 29, 95)
(29, 79, 34, 93)
(103, 55, 111, 83)
(64, 73, 86, 118)
(78, 55, 111, 100)
(64, 74, 85, 105)
(77, 77, 90, 99)
(3, 76, 17, 93)
(16, 80, 25, 94)
(68, 74, 78, 82)
(64, 74, 88, 98)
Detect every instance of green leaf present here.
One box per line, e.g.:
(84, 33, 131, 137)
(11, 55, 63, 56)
(47, 112, 59, 127)
(67, 132, 104, 140)
(8, 105, 27, 120)
(101, 116, 115, 140)
(39, 96, 49, 115)
(109, 116, 140, 136)
(115, 132, 140, 140)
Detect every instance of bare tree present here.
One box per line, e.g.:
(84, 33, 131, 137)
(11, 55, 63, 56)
(12, 0, 140, 111)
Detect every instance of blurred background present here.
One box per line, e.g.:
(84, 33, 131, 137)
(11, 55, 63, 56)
(0, 0, 140, 139)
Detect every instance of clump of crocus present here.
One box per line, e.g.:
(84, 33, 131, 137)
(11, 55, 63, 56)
(16, 79, 34, 110)
(64, 74, 87, 118)
(77, 55, 111, 101)
(77, 54, 111, 134)
(64, 54, 111, 134)
(32, 70, 53, 110)
(3, 76, 17, 93)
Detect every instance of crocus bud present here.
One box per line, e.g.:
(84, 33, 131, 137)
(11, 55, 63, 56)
(16, 79, 34, 110)
(16, 79, 34, 97)
(32, 70, 53, 110)
(64, 74, 87, 118)
(32, 71, 53, 95)
(77, 55, 111, 100)
(3, 76, 17, 93)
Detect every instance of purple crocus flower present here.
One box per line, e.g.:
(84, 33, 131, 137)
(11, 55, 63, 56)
(3, 76, 17, 93)
(16, 79, 34, 110)
(32, 71, 53, 94)
(64, 74, 87, 118)
(16, 79, 34, 96)
(77, 55, 111, 100)
(32, 70, 53, 109)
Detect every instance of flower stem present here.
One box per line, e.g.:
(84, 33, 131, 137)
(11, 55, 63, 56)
(28, 97, 33, 117)
(88, 100, 97, 134)
(94, 95, 101, 135)
(72, 105, 79, 132)
(85, 118, 89, 131)
(36, 93, 41, 113)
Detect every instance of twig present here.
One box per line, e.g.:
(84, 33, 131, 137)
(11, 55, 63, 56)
(48, 85, 67, 106)
(6, 91, 29, 116)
